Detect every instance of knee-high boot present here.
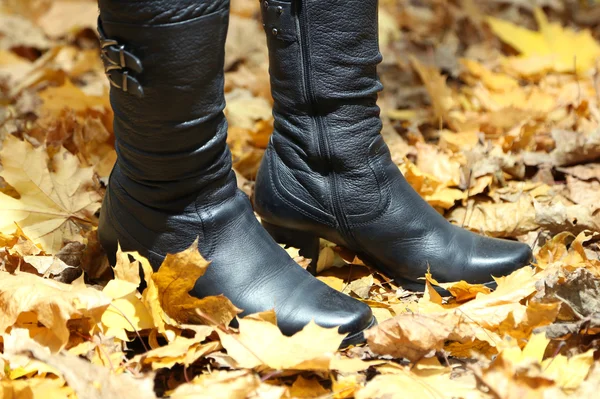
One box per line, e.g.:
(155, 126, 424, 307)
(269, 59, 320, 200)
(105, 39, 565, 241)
(254, 0, 533, 290)
(97, 0, 374, 343)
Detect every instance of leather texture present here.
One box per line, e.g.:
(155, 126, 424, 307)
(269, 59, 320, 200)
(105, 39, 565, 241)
(97, 0, 374, 341)
(254, 0, 533, 290)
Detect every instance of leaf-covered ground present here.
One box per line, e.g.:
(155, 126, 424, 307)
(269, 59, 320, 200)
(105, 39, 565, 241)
(1, 0, 600, 398)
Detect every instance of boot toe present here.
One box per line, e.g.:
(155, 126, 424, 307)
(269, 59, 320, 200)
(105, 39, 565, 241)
(469, 235, 533, 283)
(277, 275, 375, 344)
(315, 292, 375, 347)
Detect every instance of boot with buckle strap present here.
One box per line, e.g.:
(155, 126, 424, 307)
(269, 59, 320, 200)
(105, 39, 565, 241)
(97, 0, 375, 344)
(253, 0, 533, 291)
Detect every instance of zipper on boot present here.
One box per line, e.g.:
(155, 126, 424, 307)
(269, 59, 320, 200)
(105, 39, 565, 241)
(295, 0, 357, 253)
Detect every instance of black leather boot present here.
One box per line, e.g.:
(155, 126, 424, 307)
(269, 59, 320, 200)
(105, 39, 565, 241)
(254, 0, 533, 291)
(97, 0, 374, 344)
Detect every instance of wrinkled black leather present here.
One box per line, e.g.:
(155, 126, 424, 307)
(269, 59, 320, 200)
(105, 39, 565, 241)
(97, 0, 374, 340)
(254, 0, 533, 290)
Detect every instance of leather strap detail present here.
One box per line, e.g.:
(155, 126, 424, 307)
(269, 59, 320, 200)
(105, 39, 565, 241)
(97, 17, 144, 98)
(105, 68, 144, 98)
(260, 0, 297, 42)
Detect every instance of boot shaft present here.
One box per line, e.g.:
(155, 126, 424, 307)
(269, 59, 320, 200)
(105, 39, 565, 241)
(259, 0, 386, 218)
(99, 0, 235, 206)
(263, 0, 382, 110)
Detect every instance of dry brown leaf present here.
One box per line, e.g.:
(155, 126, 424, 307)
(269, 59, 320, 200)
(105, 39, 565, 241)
(152, 240, 241, 326)
(410, 56, 457, 128)
(365, 312, 474, 362)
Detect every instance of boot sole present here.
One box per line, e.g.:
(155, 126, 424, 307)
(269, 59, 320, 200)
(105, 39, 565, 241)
(356, 251, 499, 295)
(261, 221, 501, 296)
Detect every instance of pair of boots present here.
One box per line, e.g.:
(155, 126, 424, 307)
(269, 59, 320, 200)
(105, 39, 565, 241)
(97, 0, 532, 345)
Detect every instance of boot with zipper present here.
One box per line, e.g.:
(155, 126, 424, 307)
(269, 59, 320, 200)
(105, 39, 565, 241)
(254, 0, 533, 291)
(97, 0, 374, 344)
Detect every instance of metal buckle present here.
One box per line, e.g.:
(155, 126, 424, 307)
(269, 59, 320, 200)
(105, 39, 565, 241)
(107, 70, 129, 93)
(100, 40, 127, 68)
(101, 38, 129, 93)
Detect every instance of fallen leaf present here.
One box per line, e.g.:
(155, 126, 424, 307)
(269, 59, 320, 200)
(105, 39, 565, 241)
(3, 328, 157, 399)
(0, 271, 110, 351)
(152, 240, 241, 326)
(426, 272, 492, 302)
(168, 370, 272, 399)
(0, 135, 102, 253)
(131, 332, 218, 370)
(289, 376, 329, 398)
(487, 8, 600, 75)
(39, 79, 110, 116)
(365, 312, 474, 362)
(100, 279, 154, 341)
(357, 358, 485, 399)
(218, 318, 346, 370)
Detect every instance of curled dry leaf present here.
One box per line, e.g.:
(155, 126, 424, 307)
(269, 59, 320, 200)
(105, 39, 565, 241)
(0, 271, 110, 352)
(400, 159, 465, 210)
(426, 272, 491, 302)
(151, 239, 241, 327)
(365, 312, 474, 362)
(130, 328, 218, 370)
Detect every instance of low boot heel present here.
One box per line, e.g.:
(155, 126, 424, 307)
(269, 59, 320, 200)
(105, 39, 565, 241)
(261, 221, 320, 275)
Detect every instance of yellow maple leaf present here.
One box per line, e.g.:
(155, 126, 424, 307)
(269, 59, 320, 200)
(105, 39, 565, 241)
(0, 135, 102, 254)
(461, 58, 519, 92)
(358, 358, 486, 399)
(218, 318, 346, 370)
(100, 279, 154, 341)
(542, 349, 595, 391)
(487, 8, 600, 75)
(491, 334, 594, 392)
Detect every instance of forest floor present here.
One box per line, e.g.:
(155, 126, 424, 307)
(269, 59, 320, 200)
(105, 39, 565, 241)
(1, 0, 600, 398)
